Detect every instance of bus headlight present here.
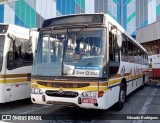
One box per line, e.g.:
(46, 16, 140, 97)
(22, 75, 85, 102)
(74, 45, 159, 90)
(82, 91, 97, 97)
(34, 88, 39, 94)
(31, 88, 35, 94)
(31, 88, 43, 94)
(90, 91, 97, 97)
(39, 89, 43, 94)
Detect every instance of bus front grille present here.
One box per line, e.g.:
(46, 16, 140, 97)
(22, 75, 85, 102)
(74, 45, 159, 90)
(45, 90, 79, 98)
(46, 101, 77, 107)
(37, 81, 90, 88)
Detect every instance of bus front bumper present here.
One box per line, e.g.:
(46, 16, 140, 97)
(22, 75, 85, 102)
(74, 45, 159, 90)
(31, 92, 108, 109)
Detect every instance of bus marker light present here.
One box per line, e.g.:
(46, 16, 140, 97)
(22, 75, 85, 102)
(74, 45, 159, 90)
(42, 95, 46, 102)
(94, 103, 98, 107)
(15, 84, 19, 87)
(32, 98, 35, 102)
(7, 88, 11, 91)
(78, 97, 81, 104)
(98, 91, 104, 97)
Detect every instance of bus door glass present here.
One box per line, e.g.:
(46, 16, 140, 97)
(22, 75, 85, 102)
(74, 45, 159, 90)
(108, 24, 120, 77)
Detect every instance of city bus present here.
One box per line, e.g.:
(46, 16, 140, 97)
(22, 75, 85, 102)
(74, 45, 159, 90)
(31, 14, 149, 110)
(0, 24, 38, 103)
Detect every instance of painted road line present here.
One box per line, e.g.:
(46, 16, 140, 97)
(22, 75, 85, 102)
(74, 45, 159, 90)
(0, 119, 13, 123)
(132, 83, 159, 123)
(0, 120, 13, 123)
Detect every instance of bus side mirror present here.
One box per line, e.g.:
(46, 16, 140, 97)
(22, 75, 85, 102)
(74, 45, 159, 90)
(111, 25, 117, 30)
(8, 33, 16, 41)
(15, 39, 21, 47)
(117, 34, 122, 49)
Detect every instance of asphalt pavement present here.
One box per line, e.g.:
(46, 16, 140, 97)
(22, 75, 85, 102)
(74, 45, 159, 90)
(0, 81, 159, 123)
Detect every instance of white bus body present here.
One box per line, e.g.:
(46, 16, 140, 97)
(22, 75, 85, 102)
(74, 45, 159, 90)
(31, 14, 149, 110)
(0, 24, 38, 103)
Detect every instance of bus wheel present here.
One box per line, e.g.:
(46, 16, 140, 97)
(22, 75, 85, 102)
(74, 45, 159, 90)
(115, 83, 126, 111)
(140, 76, 145, 90)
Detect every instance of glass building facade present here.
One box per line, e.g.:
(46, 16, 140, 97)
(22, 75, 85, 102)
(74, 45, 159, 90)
(0, 0, 160, 36)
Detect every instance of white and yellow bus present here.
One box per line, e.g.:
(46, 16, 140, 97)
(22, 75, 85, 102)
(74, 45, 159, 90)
(0, 24, 38, 103)
(31, 14, 149, 110)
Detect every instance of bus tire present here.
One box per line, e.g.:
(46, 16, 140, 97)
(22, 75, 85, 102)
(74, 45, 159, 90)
(140, 76, 145, 90)
(115, 83, 126, 111)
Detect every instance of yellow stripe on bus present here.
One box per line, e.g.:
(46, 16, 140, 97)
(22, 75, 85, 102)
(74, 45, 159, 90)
(0, 80, 4, 83)
(31, 83, 108, 91)
(108, 79, 121, 86)
(0, 78, 30, 84)
(0, 73, 31, 84)
(31, 73, 144, 91)
(6, 78, 29, 83)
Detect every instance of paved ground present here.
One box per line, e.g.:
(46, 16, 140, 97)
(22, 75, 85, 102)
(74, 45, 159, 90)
(0, 81, 160, 123)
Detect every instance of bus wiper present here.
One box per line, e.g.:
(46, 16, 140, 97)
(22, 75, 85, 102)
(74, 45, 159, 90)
(61, 29, 69, 76)
(75, 24, 88, 37)
(61, 25, 88, 76)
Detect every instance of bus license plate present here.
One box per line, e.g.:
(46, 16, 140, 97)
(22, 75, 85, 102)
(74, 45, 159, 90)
(81, 98, 97, 104)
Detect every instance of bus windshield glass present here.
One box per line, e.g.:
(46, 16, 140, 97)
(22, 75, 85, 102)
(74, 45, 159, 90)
(0, 35, 5, 72)
(33, 27, 106, 78)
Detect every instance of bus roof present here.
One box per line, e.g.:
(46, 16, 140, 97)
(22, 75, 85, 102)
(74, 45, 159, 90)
(42, 13, 104, 28)
(0, 23, 29, 29)
(0, 23, 29, 38)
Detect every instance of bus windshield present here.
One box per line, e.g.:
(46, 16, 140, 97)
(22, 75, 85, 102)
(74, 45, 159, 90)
(33, 27, 106, 78)
(0, 35, 5, 72)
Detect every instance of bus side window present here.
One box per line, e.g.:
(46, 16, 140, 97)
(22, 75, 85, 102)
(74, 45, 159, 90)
(128, 40, 134, 63)
(109, 32, 113, 61)
(21, 39, 33, 62)
(121, 35, 128, 62)
(7, 38, 33, 70)
(7, 40, 14, 68)
(109, 31, 120, 76)
(134, 45, 138, 64)
(109, 32, 120, 62)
